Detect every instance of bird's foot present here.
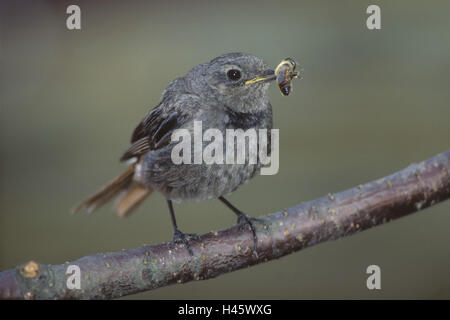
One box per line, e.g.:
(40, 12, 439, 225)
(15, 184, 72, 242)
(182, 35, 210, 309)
(172, 229, 200, 255)
(236, 213, 268, 253)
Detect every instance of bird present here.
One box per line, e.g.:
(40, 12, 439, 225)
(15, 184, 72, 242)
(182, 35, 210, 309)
(74, 52, 284, 254)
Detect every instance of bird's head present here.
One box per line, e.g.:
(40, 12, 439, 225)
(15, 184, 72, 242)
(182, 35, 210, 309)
(187, 52, 276, 112)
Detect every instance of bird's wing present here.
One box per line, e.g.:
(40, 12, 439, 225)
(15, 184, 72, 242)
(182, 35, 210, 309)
(120, 101, 190, 162)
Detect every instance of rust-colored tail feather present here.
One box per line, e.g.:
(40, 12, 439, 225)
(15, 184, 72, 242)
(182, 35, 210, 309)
(72, 165, 152, 216)
(114, 185, 151, 217)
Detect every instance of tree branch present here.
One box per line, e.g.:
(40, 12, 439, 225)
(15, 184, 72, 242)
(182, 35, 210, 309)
(1, 150, 449, 299)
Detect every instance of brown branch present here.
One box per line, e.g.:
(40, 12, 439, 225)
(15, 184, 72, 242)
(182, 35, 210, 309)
(1, 150, 449, 299)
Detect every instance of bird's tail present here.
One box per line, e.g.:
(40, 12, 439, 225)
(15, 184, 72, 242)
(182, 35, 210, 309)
(72, 165, 152, 217)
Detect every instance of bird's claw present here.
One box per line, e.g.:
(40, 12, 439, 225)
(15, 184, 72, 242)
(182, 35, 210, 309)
(236, 213, 268, 253)
(172, 229, 200, 255)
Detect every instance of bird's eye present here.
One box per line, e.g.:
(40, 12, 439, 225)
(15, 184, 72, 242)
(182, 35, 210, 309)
(227, 69, 241, 81)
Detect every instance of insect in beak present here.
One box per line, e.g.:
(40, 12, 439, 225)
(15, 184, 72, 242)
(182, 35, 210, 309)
(244, 58, 301, 96)
(274, 58, 300, 96)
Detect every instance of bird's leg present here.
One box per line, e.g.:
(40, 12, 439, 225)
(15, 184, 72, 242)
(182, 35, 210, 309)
(167, 200, 199, 255)
(218, 196, 267, 252)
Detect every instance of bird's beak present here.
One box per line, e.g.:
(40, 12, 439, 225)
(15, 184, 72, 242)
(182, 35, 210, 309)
(245, 69, 276, 85)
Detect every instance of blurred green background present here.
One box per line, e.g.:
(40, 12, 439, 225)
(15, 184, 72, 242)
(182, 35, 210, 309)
(1, 0, 449, 299)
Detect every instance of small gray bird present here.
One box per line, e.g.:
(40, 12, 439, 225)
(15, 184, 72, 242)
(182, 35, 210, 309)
(74, 52, 284, 254)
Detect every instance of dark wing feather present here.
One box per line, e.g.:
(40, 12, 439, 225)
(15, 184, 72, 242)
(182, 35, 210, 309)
(120, 137, 151, 161)
(120, 106, 187, 162)
(130, 103, 163, 143)
(151, 112, 180, 149)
